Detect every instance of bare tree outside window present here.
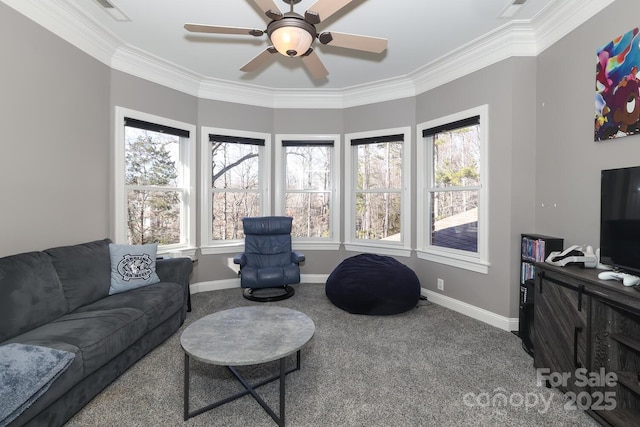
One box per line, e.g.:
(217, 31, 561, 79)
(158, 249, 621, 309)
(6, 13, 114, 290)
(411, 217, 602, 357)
(210, 141, 260, 240)
(284, 145, 332, 238)
(354, 141, 402, 240)
(125, 129, 181, 245)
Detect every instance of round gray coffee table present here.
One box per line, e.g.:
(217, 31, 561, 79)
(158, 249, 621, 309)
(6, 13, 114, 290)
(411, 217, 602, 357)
(180, 306, 315, 426)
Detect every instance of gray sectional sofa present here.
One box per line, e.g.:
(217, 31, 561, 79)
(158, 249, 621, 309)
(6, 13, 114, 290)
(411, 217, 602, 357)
(0, 239, 193, 427)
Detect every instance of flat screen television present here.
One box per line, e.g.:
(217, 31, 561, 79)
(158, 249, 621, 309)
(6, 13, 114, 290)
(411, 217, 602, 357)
(600, 166, 640, 275)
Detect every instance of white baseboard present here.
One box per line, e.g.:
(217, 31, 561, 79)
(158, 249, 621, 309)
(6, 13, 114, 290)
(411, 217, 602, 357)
(189, 279, 518, 332)
(299, 274, 330, 284)
(421, 288, 519, 332)
(190, 274, 329, 294)
(190, 278, 239, 293)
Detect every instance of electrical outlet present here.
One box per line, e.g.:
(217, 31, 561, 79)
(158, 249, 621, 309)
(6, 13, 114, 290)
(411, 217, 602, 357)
(437, 278, 444, 291)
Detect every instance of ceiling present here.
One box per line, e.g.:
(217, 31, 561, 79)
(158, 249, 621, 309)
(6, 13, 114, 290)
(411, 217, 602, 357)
(4, 0, 611, 100)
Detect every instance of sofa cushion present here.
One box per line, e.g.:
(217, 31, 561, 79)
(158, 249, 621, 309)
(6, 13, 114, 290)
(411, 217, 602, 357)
(45, 239, 112, 312)
(109, 243, 160, 295)
(74, 282, 184, 332)
(0, 252, 68, 342)
(7, 308, 147, 376)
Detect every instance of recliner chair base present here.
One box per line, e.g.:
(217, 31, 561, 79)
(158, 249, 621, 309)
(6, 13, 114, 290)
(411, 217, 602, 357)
(243, 285, 295, 302)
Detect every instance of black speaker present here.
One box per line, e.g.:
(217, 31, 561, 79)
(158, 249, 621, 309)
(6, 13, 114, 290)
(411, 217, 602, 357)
(519, 279, 535, 357)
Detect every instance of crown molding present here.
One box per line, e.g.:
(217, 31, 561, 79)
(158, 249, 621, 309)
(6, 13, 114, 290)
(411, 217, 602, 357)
(2, 0, 613, 109)
(271, 89, 345, 109)
(533, 0, 616, 55)
(2, 0, 119, 66)
(340, 76, 416, 109)
(410, 20, 537, 96)
(198, 78, 347, 109)
(111, 45, 202, 97)
(198, 78, 280, 108)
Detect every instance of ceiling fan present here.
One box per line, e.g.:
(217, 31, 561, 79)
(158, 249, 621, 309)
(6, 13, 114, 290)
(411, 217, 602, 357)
(184, 0, 388, 80)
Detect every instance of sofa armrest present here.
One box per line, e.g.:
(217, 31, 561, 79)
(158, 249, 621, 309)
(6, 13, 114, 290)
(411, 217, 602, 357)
(156, 258, 193, 312)
(156, 258, 193, 284)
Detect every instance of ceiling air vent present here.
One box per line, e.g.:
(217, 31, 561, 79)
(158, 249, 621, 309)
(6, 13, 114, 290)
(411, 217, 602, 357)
(95, 0, 131, 22)
(498, 0, 528, 19)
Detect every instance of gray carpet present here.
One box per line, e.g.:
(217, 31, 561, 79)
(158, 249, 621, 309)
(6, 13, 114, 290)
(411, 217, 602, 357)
(65, 283, 597, 426)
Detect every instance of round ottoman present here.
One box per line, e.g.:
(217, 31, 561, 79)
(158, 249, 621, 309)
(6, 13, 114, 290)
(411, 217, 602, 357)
(325, 254, 420, 315)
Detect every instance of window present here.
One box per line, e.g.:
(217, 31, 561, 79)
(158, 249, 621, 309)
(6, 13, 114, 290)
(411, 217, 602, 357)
(201, 128, 271, 253)
(344, 127, 411, 257)
(417, 105, 489, 273)
(275, 135, 341, 250)
(114, 107, 196, 255)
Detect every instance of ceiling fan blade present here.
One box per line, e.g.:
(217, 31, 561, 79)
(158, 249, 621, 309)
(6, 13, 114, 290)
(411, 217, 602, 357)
(305, 0, 352, 24)
(253, 0, 282, 17)
(265, 9, 284, 21)
(318, 32, 387, 53)
(240, 47, 278, 72)
(301, 49, 329, 80)
(184, 23, 264, 37)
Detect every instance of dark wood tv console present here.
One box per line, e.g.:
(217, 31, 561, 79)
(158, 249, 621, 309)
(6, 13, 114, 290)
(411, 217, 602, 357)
(534, 263, 640, 426)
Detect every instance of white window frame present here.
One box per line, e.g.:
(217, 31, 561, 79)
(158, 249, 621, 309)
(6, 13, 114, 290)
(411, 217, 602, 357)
(416, 105, 489, 273)
(344, 127, 412, 257)
(200, 127, 271, 255)
(113, 106, 197, 257)
(274, 134, 341, 251)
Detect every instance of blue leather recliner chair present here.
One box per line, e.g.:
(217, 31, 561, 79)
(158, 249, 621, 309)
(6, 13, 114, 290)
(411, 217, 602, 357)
(233, 216, 305, 301)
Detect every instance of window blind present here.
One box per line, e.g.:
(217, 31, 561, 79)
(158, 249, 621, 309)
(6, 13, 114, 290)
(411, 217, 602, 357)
(350, 134, 404, 146)
(124, 117, 190, 138)
(282, 140, 334, 147)
(422, 116, 480, 138)
(209, 134, 265, 146)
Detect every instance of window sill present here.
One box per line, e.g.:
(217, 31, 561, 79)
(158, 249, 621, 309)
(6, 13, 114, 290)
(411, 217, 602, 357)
(292, 241, 341, 251)
(344, 242, 411, 257)
(158, 247, 197, 259)
(201, 243, 244, 255)
(201, 240, 341, 254)
(416, 249, 489, 274)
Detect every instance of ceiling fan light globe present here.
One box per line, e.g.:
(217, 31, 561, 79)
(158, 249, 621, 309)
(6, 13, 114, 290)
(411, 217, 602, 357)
(270, 26, 313, 57)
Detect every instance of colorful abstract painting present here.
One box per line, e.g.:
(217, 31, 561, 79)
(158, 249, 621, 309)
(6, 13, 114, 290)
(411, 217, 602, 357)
(595, 27, 640, 141)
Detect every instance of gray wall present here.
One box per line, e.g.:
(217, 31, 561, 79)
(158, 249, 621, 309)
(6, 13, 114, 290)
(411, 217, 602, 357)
(109, 71, 199, 247)
(273, 108, 348, 277)
(0, 3, 110, 256)
(3, 0, 636, 320)
(110, 71, 197, 126)
(194, 105, 348, 283)
(195, 99, 274, 283)
(536, 0, 640, 248)
(343, 97, 418, 268)
(414, 58, 538, 317)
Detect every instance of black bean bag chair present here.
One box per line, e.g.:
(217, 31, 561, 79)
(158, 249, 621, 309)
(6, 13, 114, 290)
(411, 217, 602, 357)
(325, 254, 420, 315)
